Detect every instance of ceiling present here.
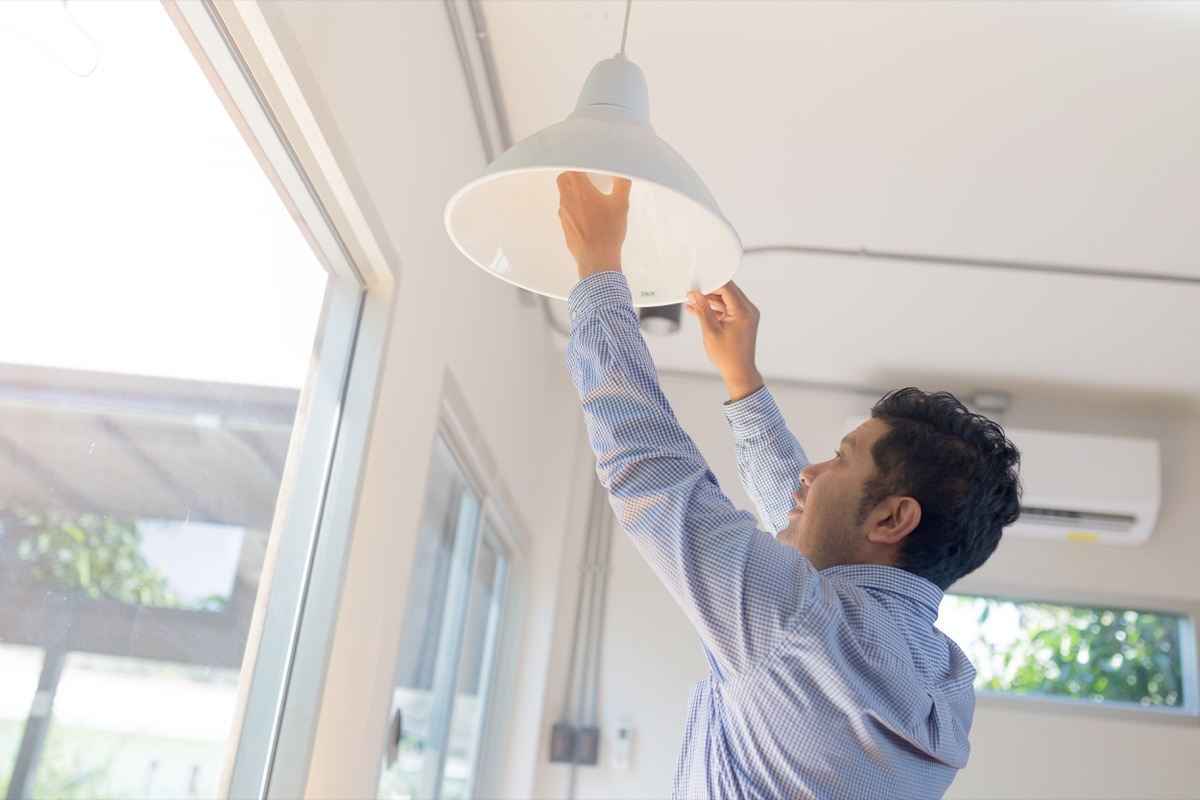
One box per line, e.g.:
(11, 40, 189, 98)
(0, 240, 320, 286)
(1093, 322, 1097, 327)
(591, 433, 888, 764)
(477, 0, 1200, 408)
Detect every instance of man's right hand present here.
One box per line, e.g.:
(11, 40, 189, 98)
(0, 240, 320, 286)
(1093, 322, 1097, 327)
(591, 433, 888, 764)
(686, 281, 765, 402)
(557, 171, 632, 280)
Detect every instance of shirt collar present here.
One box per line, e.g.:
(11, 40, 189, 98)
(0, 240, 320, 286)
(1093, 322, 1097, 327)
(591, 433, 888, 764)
(819, 563, 944, 621)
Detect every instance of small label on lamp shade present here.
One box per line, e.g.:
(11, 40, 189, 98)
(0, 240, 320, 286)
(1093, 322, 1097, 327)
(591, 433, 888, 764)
(489, 247, 512, 275)
(638, 290, 657, 298)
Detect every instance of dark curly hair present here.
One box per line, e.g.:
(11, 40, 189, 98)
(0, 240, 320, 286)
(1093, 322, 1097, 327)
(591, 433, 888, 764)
(861, 388, 1022, 590)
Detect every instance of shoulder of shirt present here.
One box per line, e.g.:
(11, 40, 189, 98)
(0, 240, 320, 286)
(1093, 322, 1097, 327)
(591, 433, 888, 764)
(820, 563, 944, 618)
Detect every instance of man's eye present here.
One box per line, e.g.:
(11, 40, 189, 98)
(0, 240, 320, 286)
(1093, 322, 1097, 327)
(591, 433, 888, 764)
(833, 450, 843, 461)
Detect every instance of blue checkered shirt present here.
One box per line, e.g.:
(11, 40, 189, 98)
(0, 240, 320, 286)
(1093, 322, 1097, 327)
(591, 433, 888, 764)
(565, 272, 976, 800)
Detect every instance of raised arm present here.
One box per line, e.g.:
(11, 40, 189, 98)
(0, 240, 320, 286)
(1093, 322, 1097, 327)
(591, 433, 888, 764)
(558, 173, 815, 677)
(725, 388, 810, 535)
(686, 285, 811, 534)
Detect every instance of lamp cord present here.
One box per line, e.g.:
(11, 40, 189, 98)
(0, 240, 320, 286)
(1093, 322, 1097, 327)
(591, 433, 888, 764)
(0, 0, 100, 78)
(620, 0, 632, 54)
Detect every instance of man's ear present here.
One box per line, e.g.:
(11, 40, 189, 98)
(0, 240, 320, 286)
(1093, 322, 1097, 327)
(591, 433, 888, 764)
(866, 496, 921, 545)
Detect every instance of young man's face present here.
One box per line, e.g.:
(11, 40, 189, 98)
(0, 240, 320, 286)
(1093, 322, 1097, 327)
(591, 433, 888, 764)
(778, 417, 892, 570)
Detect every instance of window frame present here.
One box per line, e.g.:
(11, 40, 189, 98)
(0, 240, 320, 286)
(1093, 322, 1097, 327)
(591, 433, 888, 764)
(425, 405, 521, 799)
(373, 409, 520, 800)
(163, 1, 396, 797)
(945, 582, 1200, 725)
(395, 434, 487, 799)
(163, 3, 535, 798)
(453, 524, 510, 800)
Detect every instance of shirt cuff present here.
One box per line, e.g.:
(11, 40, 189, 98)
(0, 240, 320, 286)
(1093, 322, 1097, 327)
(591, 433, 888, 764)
(723, 385, 784, 438)
(566, 271, 633, 333)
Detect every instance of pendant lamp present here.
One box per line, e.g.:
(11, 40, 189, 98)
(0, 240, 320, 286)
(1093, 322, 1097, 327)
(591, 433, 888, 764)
(444, 6, 741, 307)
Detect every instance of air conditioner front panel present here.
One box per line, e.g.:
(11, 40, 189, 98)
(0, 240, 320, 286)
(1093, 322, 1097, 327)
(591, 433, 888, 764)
(1009, 427, 1160, 545)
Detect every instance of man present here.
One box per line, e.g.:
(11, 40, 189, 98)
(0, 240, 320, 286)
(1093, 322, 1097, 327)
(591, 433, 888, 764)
(557, 172, 1022, 799)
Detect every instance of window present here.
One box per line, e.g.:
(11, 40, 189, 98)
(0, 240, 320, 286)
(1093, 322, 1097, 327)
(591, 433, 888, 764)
(938, 594, 1199, 713)
(0, 1, 368, 797)
(378, 434, 511, 800)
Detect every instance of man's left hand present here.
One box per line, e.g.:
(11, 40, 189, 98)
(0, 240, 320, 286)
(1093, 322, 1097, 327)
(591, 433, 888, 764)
(557, 172, 632, 280)
(686, 281, 765, 402)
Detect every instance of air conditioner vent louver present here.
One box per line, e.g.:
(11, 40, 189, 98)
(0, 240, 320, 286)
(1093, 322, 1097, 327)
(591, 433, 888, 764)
(1018, 506, 1137, 533)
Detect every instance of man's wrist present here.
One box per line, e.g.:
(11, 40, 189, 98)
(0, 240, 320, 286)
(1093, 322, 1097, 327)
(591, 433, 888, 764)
(577, 262, 622, 280)
(723, 370, 765, 403)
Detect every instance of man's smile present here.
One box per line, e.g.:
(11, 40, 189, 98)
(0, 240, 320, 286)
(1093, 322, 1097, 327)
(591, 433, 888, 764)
(788, 492, 805, 520)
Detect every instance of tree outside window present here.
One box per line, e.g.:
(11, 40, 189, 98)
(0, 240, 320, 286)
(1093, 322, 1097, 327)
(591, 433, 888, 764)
(938, 594, 1191, 709)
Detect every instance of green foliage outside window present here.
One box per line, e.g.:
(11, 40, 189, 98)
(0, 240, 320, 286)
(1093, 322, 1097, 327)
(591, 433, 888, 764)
(2, 506, 186, 609)
(940, 594, 1188, 709)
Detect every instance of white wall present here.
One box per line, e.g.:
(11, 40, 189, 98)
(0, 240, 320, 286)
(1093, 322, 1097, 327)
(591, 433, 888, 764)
(537, 370, 1200, 799)
(228, 2, 590, 797)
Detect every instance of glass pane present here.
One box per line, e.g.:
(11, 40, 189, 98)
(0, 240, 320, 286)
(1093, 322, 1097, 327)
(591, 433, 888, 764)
(440, 534, 507, 800)
(0, 1, 328, 797)
(391, 444, 467, 694)
(34, 653, 237, 799)
(379, 440, 480, 800)
(0, 645, 43, 796)
(939, 594, 1189, 708)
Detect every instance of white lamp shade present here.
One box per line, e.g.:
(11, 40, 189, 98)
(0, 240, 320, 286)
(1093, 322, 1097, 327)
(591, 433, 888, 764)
(445, 55, 741, 306)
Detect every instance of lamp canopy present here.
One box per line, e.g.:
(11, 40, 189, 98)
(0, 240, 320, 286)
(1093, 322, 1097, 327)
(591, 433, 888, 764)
(445, 53, 741, 306)
(638, 302, 683, 336)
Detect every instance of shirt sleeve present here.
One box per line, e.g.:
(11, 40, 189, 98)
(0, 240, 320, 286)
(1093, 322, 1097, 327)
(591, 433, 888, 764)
(723, 387, 811, 536)
(564, 271, 816, 678)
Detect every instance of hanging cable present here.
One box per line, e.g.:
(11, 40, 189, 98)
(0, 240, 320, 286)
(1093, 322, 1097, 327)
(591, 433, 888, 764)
(619, 0, 633, 54)
(0, 0, 100, 77)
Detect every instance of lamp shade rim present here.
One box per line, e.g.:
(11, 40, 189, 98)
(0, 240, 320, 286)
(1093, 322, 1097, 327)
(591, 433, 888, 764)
(445, 165, 743, 306)
(446, 164, 742, 248)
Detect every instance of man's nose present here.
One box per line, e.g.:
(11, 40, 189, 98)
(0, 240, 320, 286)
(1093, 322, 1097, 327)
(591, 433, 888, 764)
(799, 461, 822, 487)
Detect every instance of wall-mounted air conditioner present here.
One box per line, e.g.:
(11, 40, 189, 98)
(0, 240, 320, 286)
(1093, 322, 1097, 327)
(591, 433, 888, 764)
(844, 417, 1161, 545)
(1005, 427, 1160, 546)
